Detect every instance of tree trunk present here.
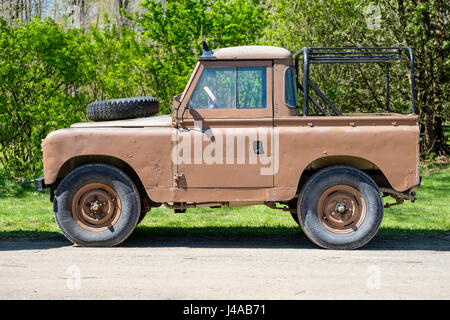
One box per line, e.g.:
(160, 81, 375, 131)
(118, 0, 130, 28)
(69, 0, 85, 30)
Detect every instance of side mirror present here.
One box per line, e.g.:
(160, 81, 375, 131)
(180, 102, 190, 123)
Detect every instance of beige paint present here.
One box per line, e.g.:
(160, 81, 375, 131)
(43, 46, 420, 204)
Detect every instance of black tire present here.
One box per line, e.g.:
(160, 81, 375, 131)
(298, 166, 383, 250)
(54, 163, 141, 247)
(87, 97, 159, 121)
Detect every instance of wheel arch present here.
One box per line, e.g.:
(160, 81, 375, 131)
(52, 155, 158, 208)
(297, 155, 393, 192)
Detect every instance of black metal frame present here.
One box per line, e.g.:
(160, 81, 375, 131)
(293, 46, 416, 116)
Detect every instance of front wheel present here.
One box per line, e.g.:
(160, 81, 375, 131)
(54, 164, 141, 247)
(298, 166, 383, 249)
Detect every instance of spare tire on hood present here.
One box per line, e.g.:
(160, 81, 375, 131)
(87, 97, 159, 121)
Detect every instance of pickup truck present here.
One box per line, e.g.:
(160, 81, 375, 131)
(35, 44, 421, 249)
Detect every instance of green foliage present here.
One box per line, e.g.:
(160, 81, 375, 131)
(267, 0, 449, 153)
(0, 18, 88, 179)
(0, 170, 34, 198)
(135, 0, 270, 113)
(0, 1, 270, 179)
(0, 0, 447, 180)
(82, 22, 153, 101)
(0, 18, 154, 179)
(266, 0, 408, 114)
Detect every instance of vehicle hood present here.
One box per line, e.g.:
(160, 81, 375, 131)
(70, 115, 172, 128)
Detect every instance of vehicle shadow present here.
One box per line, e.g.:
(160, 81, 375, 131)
(0, 227, 448, 252)
(127, 226, 450, 251)
(0, 231, 69, 251)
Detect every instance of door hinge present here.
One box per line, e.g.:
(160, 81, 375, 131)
(174, 173, 185, 188)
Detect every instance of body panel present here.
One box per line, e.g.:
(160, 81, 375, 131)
(70, 115, 172, 128)
(43, 127, 174, 190)
(174, 120, 274, 188)
(274, 114, 420, 193)
(173, 60, 275, 188)
(44, 114, 419, 202)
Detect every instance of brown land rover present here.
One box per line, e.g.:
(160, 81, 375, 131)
(35, 44, 421, 249)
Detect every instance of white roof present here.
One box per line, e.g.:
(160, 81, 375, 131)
(208, 46, 292, 60)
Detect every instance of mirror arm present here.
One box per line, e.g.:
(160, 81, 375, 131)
(180, 105, 188, 124)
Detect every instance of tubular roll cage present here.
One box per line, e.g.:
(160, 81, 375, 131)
(293, 46, 416, 116)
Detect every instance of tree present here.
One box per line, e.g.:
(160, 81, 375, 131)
(0, 0, 50, 25)
(46, 0, 142, 31)
(135, 0, 271, 113)
(389, 0, 449, 156)
(267, 0, 449, 156)
(81, 22, 153, 102)
(0, 17, 153, 179)
(0, 18, 88, 178)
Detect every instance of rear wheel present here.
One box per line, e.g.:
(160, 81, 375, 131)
(298, 166, 383, 249)
(54, 164, 141, 247)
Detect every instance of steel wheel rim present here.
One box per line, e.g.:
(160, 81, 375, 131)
(317, 184, 366, 234)
(72, 183, 122, 232)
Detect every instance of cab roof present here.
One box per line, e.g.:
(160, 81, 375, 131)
(202, 45, 292, 60)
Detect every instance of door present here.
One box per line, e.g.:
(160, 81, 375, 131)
(173, 60, 275, 188)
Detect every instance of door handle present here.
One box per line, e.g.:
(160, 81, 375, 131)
(253, 141, 264, 155)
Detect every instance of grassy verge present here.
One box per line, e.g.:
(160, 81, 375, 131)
(0, 165, 448, 240)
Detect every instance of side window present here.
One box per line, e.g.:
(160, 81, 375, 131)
(237, 67, 267, 109)
(189, 68, 236, 109)
(285, 66, 298, 108)
(189, 67, 267, 109)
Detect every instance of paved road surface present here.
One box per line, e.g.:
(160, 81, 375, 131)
(0, 234, 449, 299)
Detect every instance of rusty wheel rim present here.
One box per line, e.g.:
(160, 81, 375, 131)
(317, 185, 366, 234)
(72, 183, 121, 232)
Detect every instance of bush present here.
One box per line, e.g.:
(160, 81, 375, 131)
(0, 1, 270, 180)
(135, 0, 270, 113)
(0, 18, 88, 179)
(0, 19, 159, 180)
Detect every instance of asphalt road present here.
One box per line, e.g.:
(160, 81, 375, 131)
(0, 234, 449, 299)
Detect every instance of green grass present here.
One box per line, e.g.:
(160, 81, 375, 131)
(380, 164, 449, 235)
(0, 165, 448, 240)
